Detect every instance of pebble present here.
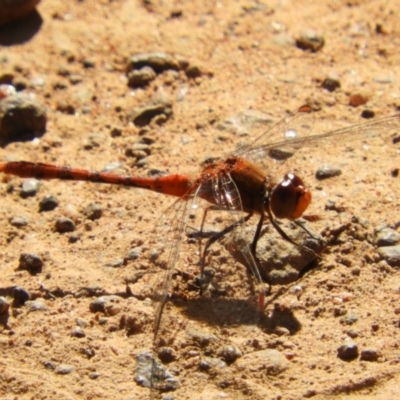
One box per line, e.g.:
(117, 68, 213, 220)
(18, 252, 43, 274)
(90, 295, 123, 316)
(342, 313, 359, 325)
(377, 245, 400, 267)
(346, 328, 359, 338)
(105, 259, 125, 268)
(55, 217, 76, 233)
(295, 30, 325, 52)
(0, 297, 10, 314)
(127, 247, 141, 260)
(39, 195, 59, 212)
(54, 364, 75, 375)
(9, 215, 29, 227)
(89, 372, 100, 380)
(217, 344, 242, 363)
(349, 93, 369, 107)
(315, 165, 342, 180)
(0, 84, 16, 98)
(13, 287, 31, 305)
(187, 330, 219, 347)
(199, 356, 227, 371)
(127, 66, 156, 88)
(75, 317, 89, 327)
(321, 74, 341, 92)
(127, 52, 183, 74)
(236, 349, 289, 376)
(129, 103, 173, 127)
(361, 109, 375, 119)
(0, 0, 40, 26)
(337, 341, 358, 360)
(20, 179, 40, 197)
(360, 348, 381, 361)
(375, 227, 400, 247)
(83, 203, 103, 220)
(135, 351, 179, 391)
(0, 93, 47, 145)
(70, 327, 86, 338)
(27, 299, 48, 312)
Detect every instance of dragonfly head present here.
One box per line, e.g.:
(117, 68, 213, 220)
(269, 173, 311, 220)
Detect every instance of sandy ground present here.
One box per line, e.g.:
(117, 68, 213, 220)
(0, 1, 400, 399)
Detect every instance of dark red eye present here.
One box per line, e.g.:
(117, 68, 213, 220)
(269, 173, 311, 220)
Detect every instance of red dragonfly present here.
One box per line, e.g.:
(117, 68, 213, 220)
(1, 105, 399, 356)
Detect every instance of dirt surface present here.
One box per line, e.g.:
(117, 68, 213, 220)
(1, 1, 400, 399)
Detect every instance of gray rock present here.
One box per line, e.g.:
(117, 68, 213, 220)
(18, 252, 43, 274)
(83, 202, 102, 220)
(13, 287, 30, 305)
(128, 103, 173, 127)
(54, 364, 75, 375)
(377, 245, 400, 267)
(337, 342, 358, 360)
(90, 295, 123, 315)
(39, 195, 59, 212)
(9, 215, 29, 227)
(236, 349, 289, 376)
(360, 348, 381, 362)
(55, 217, 76, 233)
(127, 66, 156, 87)
(70, 327, 86, 338)
(0, 93, 47, 145)
(375, 227, 400, 247)
(20, 179, 40, 197)
(217, 344, 242, 363)
(315, 165, 342, 180)
(135, 351, 179, 391)
(127, 52, 184, 74)
(295, 30, 325, 52)
(321, 74, 341, 92)
(27, 299, 48, 312)
(0, 297, 10, 314)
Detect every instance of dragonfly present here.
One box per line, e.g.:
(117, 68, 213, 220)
(1, 105, 399, 391)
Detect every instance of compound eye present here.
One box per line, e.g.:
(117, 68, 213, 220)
(270, 173, 311, 220)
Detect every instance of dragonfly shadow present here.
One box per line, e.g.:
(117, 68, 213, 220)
(169, 294, 302, 335)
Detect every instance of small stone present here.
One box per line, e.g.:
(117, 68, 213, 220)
(295, 30, 325, 52)
(54, 364, 75, 375)
(361, 109, 375, 119)
(90, 295, 123, 316)
(321, 74, 341, 92)
(83, 203, 102, 220)
(315, 165, 342, 180)
(27, 299, 48, 312)
(20, 179, 40, 198)
(13, 287, 31, 305)
(128, 103, 173, 127)
(39, 195, 59, 212)
(55, 217, 76, 233)
(346, 328, 359, 338)
(70, 327, 86, 338)
(337, 342, 359, 360)
(135, 351, 179, 391)
(127, 52, 183, 74)
(89, 372, 100, 380)
(82, 59, 95, 68)
(9, 215, 29, 227)
(236, 349, 289, 376)
(199, 357, 226, 370)
(377, 245, 400, 267)
(105, 259, 125, 268)
(127, 248, 141, 260)
(75, 317, 89, 327)
(360, 348, 381, 361)
(375, 227, 400, 247)
(0, 297, 10, 314)
(18, 252, 43, 274)
(127, 66, 156, 88)
(43, 361, 57, 370)
(217, 344, 242, 363)
(0, 93, 47, 145)
(342, 313, 359, 325)
(349, 93, 369, 107)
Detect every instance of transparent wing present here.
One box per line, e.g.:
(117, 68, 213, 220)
(233, 105, 400, 162)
